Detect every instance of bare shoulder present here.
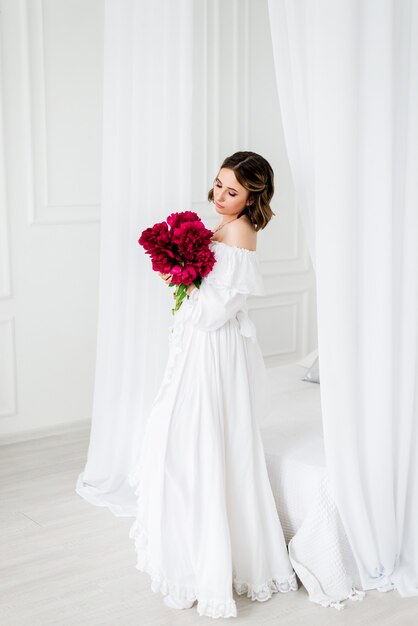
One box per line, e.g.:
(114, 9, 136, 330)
(222, 215, 257, 251)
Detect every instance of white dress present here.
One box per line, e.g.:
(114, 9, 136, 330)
(128, 239, 298, 619)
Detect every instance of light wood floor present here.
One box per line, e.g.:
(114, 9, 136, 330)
(1, 426, 417, 626)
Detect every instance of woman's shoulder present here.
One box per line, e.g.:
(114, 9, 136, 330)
(219, 215, 257, 251)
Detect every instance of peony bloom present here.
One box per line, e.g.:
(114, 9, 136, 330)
(138, 211, 216, 314)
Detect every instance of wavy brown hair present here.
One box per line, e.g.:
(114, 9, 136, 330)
(208, 151, 275, 231)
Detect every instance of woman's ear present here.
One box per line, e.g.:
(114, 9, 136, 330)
(246, 195, 254, 206)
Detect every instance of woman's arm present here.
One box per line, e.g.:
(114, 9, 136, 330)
(186, 283, 197, 296)
(188, 281, 247, 332)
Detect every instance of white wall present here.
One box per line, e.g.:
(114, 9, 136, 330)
(0, 0, 103, 442)
(0, 0, 317, 443)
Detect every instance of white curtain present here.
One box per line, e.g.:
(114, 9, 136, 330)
(268, 0, 418, 597)
(76, 0, 194, 516)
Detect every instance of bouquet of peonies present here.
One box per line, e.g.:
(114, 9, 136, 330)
(138, 211, 216, 315)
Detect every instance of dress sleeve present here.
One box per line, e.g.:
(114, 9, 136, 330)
(187, 282, 248, 332)
(186, 243, 265, 333)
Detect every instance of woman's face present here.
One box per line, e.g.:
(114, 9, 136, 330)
(212, 168, 250, 218)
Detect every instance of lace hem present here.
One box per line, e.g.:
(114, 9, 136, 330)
(316, 586, 366, 610)
(128, 517, 238, 619)
(233, 572, 298, 601)
(128, 441, 298, 619)
(129, 514, 298, 620)
(129, 464, 237, 618)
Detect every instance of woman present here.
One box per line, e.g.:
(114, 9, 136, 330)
(128, 151, 298, 619)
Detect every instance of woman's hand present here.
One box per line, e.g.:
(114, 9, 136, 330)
(158, 272, 172, 285)
(159, 272, 196, 296)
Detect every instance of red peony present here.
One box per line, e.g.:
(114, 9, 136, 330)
(138, 211, 216, 314)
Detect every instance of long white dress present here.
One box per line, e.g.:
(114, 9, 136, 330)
(128, 239, 298, 619)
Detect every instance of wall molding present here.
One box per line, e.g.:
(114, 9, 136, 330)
(249, 288, 310, 365)
(0, 318, 18, 417)
(0, 26, 12, 300)
(23, 0, 100, 226)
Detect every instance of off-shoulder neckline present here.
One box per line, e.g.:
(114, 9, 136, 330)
(210, 239, 257, 254)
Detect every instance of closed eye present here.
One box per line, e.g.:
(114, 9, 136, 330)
(215, 182, 237, 197)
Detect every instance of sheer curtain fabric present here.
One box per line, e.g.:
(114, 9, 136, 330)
(268, 0, 418, 598)
(76, 0, 194, 516)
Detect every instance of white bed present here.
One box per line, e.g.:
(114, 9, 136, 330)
(260, 357, 366, 609)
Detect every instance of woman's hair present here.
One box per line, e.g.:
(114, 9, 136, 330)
(208, 151, 275, 231)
